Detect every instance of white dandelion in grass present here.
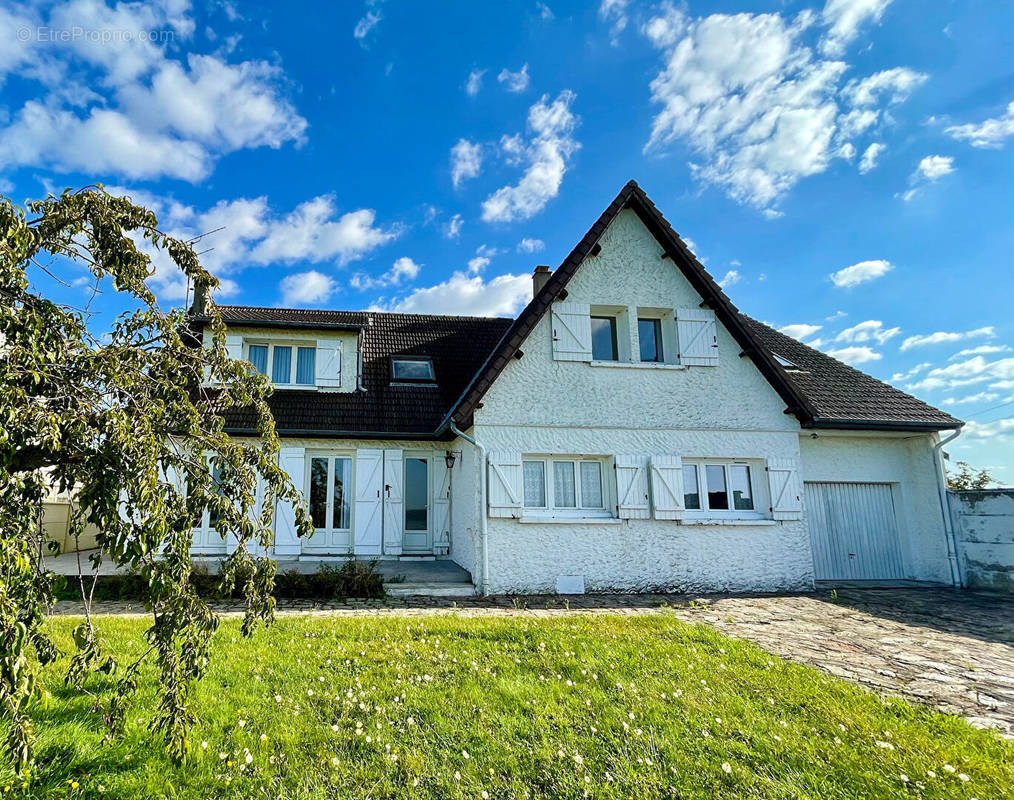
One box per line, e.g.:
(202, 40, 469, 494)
(721, 762, 732, 774)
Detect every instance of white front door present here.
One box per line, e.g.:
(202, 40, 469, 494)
(304, 454, 353, 554)
(402, 454, 432, 554)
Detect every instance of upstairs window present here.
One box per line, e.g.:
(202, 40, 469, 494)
(590, 316, 618, 361)
(247, 342, 316, 386)
(391, 357, 436, 383)
(637, 318, 663, 362)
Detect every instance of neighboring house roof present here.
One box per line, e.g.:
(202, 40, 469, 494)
(195, 180, 961, 436)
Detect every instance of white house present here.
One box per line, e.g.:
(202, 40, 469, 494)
(191, 181, 964, 594)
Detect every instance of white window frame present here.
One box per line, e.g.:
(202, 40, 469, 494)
(245, 340, 317, 387)
(521, 455, 612, 519)
(305, 451, 355, 536)
(682, 460, 766, 520)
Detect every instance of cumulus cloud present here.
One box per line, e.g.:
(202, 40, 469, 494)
(481, 90, 580, 223)
(600, 0, 631, 43)
(450, 139, 483, 187)
(717, 269, 741, 288)
(961, 417, 1014, 441)
(890, 362, 931, 382)
(829, 259, 892, 288)
(517, 237, 545, 253)
(350, 256, 421, 290)
(826, 345, 882, 365)
(950, 345, 1012, 360)
(465, 69, 485, 97)
(779, 323, 823, 341)
(444, 213, 464, 239)
(497, 64, 531, 93)
(900, 327, 995, 351)
(280, 270, 337, 306)
(640, 7, 924, 213)
(834, 319, 900, 345)
(819, 0, 894, 56)
(387, 271, 532, 317)
(900, 155, 955, 202)
(945, 102, 1014, 148)
(943, 391, 1001, 406)
(905, 356, 1013, 392)
(858, 142, 885, 173)
(0, 2, 306, 182)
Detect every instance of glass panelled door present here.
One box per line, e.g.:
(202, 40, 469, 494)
(402, 456, 431, 553)
(305, 454, 353, 553)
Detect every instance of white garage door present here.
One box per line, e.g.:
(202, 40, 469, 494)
(805, 482, 906, 581)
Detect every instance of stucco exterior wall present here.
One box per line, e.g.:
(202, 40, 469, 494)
(948, 490, 1014, 592)
(798, 432, 952, 583)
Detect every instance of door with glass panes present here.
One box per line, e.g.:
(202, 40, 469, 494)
(402, 453, 431, 553)
(305, 453, 353, 553)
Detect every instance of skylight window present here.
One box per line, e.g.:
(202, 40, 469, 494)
(391, 357, 435, 383)
(773, 353, 803, 371)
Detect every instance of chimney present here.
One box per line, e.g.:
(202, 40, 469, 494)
(533, 265, 552, 295)
(189, 278, 212, 318)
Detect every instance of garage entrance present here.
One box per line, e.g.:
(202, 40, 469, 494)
(805, 482, 906, 581)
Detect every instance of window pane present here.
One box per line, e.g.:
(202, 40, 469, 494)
(706, 464, 729, 510)
(683, 464, 700, 510)
(334, 458, 351, 529)
(638, 318, 662, 362)
(208, 463, 225, 526)
(309, 458, 328, 529)
(590, 316, 618, 360)
(523, 461, 546, 507)
(553, 461, 577, 508)
(248, 345, 268, 374)
(272, 346, 292, 383)
(580, 461, 603, 508)
(392, 359, 435, 381)
(405, 458, 428, 531)
(730, 465, 754, 511)
(296, 347, 316, 385)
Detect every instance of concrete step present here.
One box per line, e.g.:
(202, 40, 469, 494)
(385, 582, 476, 598)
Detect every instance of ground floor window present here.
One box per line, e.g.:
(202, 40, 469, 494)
(522, 456, 609, 516)
(683, 461, 760, 517)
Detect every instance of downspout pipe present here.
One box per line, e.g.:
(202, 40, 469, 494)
(933, 428, 963, 588)
(449, 420, 488, 596)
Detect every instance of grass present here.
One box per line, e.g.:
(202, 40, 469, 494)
(5, 612, 1010, 799)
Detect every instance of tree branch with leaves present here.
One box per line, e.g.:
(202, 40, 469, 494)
(0, 187, 312, 771)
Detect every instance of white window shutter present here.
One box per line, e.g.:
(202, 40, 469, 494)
(432, 456, 450, 555)
(650, 454, 685, 520)
(551, 301, 592, 361)
(225, 333, 244, 362)
(382, 449, 403, 556)
(676, 307, 719, 366)
(487, 451, 523, 518)
(767, 457, 802, 520)
(615, 454, 650, 519)
(274, 447, 305, 557)
(353, 449, 384, 555)
(316, 338, 341, 388)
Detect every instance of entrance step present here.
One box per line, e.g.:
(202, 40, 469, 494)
(386, 582, 476, 598)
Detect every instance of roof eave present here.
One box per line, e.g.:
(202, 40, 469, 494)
(191, 317, 366, 332)
(805, 418, 964, 433)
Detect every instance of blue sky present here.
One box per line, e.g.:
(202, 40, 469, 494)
(2, 0, 1012, 480)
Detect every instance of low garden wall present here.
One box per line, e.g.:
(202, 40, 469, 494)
(948, 489, 1014, 593)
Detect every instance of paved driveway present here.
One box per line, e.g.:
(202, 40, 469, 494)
(54, 588, 1012, 736)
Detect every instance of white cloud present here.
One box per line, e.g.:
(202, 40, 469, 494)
(961, 417, 1014, 441)
(467, 256, 490, 274)
(717, 269, 741, 288)
(0, 3, 306, 183)
(950, 345, 1012, 360)
(826, 309, 847, 321)
(482, 90, 580, 223)
(279, 270, 337, 306)
(444, 213, 464, 239)
(779, 323, 823, 341)
(465, 69, 485, 97)
(387, 271, 532, 317)
(915, 155, 954, 180)
(900, 327, 995, 351)
(450, 139, 483, 188)
(517, 237, 545, 253)
(350, 256, 420, 290)
(890, 362, 930, 382)
(946, 102, 1014, 148)
(819, 0, 894, 56)
(497, 64, 531, 93)
(834, 319, 900, 345)
(906, 356, 1013, 392)
(858, 142, 885, 173)
(943, 391, 1001, 406)
(537, 3, 555, 21)
(843, 67, 927, 107)
(829, 259, 892, 288)
(600, 0, 631, 43)
(640, 7, 922, 213)
(353, 1, 384, 42)
(826, 345, 882, 364)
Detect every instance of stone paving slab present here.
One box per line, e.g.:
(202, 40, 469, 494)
(51, 588, 1013, 737)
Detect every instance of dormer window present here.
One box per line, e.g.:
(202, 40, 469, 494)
(244, 341, 319, 386)
(391, 356, 435, 383)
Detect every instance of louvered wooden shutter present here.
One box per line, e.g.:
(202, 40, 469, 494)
(274, 447, 305, 556)
(767, 457, 802, 520)
(487, 451, 523, 518)
(615, 454, 650, 519)
(650, 454, 685, 520)
(225, 333, 244, 362)
(551, 302, 592, 361)
(432, 456, 451, 555)
(316, 338, 342, 388)
(354, 449, 384, 555)
(382, 449, 403, 555)
(676, 307, 718, 366)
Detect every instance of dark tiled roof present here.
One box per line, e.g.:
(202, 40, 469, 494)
(742, 318, 963, 429)
(205, 308, 512, 438)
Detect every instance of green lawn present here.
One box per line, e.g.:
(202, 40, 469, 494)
(6, 612, 1010, 799)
